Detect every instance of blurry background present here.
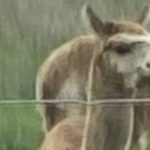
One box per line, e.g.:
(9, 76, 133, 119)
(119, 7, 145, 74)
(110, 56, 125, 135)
(0, 0, 150, 100)
(0, 0, 150, 149)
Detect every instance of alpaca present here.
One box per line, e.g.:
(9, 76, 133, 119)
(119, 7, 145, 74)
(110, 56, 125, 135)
(37, 4, 150, 150)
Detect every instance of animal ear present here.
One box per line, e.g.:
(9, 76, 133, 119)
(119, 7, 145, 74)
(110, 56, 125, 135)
(134, 4, 150, 26)
(82, 4, 104, 35)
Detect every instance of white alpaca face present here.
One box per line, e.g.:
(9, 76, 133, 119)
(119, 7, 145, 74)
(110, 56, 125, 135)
(84, 4, 150, 88)
(103, 33, 150, 87)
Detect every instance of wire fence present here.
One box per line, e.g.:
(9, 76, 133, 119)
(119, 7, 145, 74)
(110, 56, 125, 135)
(0, 99, 150, 106)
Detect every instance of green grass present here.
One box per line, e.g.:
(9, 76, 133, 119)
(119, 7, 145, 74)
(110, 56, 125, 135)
(0, 105, 43, 150)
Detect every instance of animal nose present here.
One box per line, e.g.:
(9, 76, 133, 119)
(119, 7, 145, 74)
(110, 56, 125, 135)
(146, 62, 150, 68)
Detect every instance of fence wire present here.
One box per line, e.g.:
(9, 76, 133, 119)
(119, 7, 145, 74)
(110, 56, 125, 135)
(0, 99, 150, 106)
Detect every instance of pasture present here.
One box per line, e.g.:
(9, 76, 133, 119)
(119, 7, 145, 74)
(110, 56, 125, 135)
(0, 105, 43, 150)
(0, 0, 150, 149)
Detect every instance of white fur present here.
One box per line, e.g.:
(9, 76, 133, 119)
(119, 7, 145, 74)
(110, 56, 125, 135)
(56, 72, 84, 114)
(106, 33, 150, 88)
(57, 72, 83, 99)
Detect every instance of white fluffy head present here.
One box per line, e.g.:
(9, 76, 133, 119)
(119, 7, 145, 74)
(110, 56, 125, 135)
(102, 33, 150, 88)
(83, 4, 150, 88)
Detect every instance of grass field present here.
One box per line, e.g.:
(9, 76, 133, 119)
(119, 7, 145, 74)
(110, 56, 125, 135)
(0, 104, 43, 150)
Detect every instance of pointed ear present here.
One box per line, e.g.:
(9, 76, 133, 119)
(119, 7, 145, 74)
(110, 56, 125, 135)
(82, 4, 104, 35)
(134, 4, 150, 26)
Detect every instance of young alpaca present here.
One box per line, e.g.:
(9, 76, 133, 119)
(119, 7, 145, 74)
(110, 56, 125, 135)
(37, 5, 150, 150)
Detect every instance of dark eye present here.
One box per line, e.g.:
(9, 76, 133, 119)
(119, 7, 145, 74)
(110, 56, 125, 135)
(115, 43, 131, 55)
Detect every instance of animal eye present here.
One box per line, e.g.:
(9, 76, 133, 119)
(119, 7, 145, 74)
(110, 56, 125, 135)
(115, 44, 131, 55)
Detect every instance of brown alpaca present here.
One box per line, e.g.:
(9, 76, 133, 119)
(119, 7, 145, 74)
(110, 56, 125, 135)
(36, 5, 150, 150)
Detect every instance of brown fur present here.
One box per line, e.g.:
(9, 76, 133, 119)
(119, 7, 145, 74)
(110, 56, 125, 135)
(36, 35, 100, 130)
(36, 5, 150, 150)
(103, 21, 145, 35)
(36, 21, 144, 129)
(132, 78, 150, 150)
(39, 115, 85, 150)
(39, 107, 134, 150)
